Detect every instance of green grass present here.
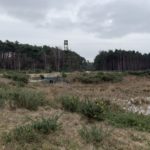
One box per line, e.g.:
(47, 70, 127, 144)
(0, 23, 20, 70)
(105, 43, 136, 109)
(3, 71, 29, 84)
(9, 88, 46, 110)
(0, 98, 5, 108)
(59, 96, 105, 121)
(32, 116, 60, 134)
(59, 95, 150, 132)
(79, 126, 106, 144)
(3, 116, 60, 144)
(3, 125, 39, 144)
(60, 96, 80, 112)
(128, 70, 150, 76)
(80, 100, 105, 121)
(106, 111, 150, 132)
(0, 86, 46, 110)
(76, 72, 124, 84)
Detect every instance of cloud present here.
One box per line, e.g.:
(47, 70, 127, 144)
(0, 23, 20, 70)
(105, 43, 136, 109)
(1, 0, 150, 38)
(78, 0, 150, 38)
(0, 0, 80, 22)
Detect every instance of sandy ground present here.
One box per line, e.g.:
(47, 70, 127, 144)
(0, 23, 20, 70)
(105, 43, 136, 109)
(0, 75, 150, 150)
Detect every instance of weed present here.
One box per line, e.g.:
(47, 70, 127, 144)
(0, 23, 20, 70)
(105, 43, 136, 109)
(3, 125, 39, 144)
(60, 96, 80, 112)
(3, 71, 29, 84)
(79, 126, 105, 144)
(106, 111, 150, 132)
(0, 98, 5, 108)
(32, 116, 60, 134)
(62, 72, 67, 78)
(0, 86, 46, 110)
(76, 72, 124, 84)
(80, 100, 105, 121)
(10, 88, 46, 110)
(128, 70, 150, 76)
(3, 116, 60, 144)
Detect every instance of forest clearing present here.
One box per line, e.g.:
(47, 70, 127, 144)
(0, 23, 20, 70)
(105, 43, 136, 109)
(0, 71, 150, 150)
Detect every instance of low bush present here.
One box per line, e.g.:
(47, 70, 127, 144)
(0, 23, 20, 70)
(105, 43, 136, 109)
(60, 96, 80, 112)
(0, 98, 5, 108)
(3, 116, 60, 144)
(76, 72, 124, 84)
(3, 71, 29, 84)
(96, 72, 123, 82)
(32, 116, 60, 134)
(60, 96, 105, 121)
(79, 126, 105, 144)
(80, 100, 105, 121)
(128, 70, 150, 76)
(3, 125, 39, 144)
(106, 111, 150, 132)
(61, 72, 67, 78)
(0, 86, 46, 110)
(9, 88, 46, 110)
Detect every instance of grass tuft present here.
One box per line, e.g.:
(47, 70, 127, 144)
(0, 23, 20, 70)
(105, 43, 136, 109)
(76, 72, 124, 84)
(3, 71, 29, 85)
(80, 100, 105, 121)
(32, 116, 60, 134)
(60, 96, 105, 121)
(3, 116, 60, 144)
(0, 86, 46, 110)
(79, 126, 106, 144)
(106, 111, 150, 132)
(60, 96, 80, 112)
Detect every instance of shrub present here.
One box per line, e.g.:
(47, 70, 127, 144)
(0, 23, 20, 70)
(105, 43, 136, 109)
(96, 72, 123, 82)
(3, 125, 39, 144)
(106, 111, 150, 132)
(128, 70, 150, 76)
(62, 72, 67, 78)
(60, 96, 80, 112)
(3, 116, 60, 144)
(80, 100, 105, 121)
(79, 126, 105, 144)
(76, 72, 123, 84)
(0, 86, 46, 110)
(32, 116, 60, 134)
(0, 98, 5, 108)
(40, 74, 45, 79)
(3, 71, 29, 84)
(60, 96, 105, 121)
(9, 88, 46, 110)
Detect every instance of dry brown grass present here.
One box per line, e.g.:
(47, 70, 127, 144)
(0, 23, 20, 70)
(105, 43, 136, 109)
(0, 75, 150, 150)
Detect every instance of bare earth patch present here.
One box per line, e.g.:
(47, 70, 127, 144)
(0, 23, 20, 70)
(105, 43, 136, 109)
(0, 75, 150, 149)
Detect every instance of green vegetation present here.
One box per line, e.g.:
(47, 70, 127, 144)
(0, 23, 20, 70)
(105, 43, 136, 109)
(32, 116, 60, 134)
(0, 85, 46, 110)
(3, 71, 29, 84)
(128, 70, 150, 76)
(59, 95, 150, 132)
(3, 116, 60, 144)
(79, 126, 105, 144)
(60, 96, 105, 121)
(0, 40, 86, 71)
(0, 97, 5, 108)
(76, 72, 124, 84)
(61, 72, 67, 78)
(61, 96, 80, 112)
(94, 49, 150, 71)
(4, 125, 39, 144)
(80, 100, 105, 121)
(9, 88, 46, 110)
(106, 112, 150, 132)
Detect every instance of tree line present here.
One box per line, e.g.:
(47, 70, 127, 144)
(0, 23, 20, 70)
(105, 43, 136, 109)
(94, 49, 150, 71)
(0, 40, 86, 71)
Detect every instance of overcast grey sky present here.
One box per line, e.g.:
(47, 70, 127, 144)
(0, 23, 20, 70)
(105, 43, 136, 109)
(0, 0, 150, 61)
